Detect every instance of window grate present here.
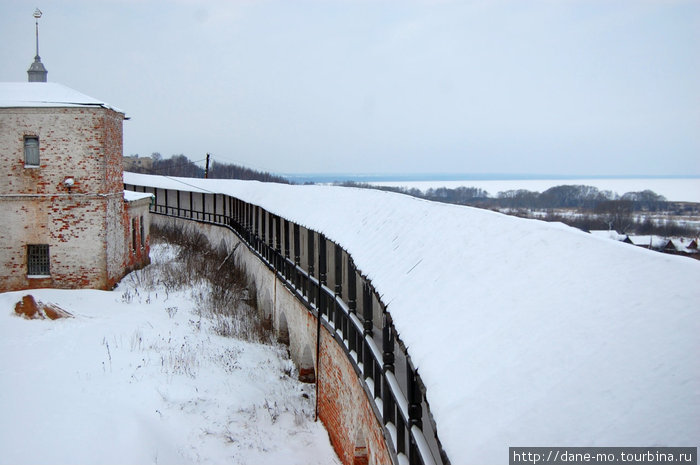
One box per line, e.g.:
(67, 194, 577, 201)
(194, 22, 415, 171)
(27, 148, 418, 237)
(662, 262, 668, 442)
(27, 244, 50, 275)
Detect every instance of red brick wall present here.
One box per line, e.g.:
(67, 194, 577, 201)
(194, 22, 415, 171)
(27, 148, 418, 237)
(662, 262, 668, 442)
(318, 329, 392, 465)
(1, 108, 122, 196)
(121, 199, 151, 277)
(1, 195, 110, 291)
(0, 106, 135, 292)
(102, 111, 126, 194)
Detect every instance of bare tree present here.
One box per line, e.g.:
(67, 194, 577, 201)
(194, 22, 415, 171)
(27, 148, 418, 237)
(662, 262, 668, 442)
(595, 200, 634, 233)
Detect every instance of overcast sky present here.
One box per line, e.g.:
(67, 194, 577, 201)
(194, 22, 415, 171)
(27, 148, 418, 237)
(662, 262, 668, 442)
(1, 0, 698, 176)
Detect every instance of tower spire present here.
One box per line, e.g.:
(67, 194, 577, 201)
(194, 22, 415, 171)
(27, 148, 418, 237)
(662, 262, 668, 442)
(27, 8, 48, 83)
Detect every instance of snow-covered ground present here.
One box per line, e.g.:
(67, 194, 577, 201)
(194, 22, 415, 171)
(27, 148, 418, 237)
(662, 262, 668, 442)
(124, 172, 700, 465)
(367, 177, 700, 202)
(0, 244, 340, 465)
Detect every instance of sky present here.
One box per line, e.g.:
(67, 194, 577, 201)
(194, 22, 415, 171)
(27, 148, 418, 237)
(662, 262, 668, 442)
(1, 0, 699, 177)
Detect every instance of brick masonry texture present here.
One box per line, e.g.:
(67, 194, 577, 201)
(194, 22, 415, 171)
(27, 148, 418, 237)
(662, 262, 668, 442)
(318, 330, 391, 465)
(0, 106, 149, 291)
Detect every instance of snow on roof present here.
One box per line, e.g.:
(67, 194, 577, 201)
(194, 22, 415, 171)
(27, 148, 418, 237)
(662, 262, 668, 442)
(124, 172, 700, 464)
(0, 82, 125, 115)
(589, 230, 628, 241)
(627, 235, 671, 248)
(668, 238, 696, 254)
(123, 190, 154, 203)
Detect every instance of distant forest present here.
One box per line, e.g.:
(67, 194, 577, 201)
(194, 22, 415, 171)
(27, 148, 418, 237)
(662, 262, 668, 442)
(338, 181, 671, 209)
(338, 181, 700, 237)
(125, 153, 290, 184)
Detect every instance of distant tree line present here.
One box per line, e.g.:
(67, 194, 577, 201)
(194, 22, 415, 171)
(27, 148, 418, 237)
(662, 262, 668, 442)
(127, 153, 290, 184)
(495, 185, 668, 210)
(337, 182, 699, 237)
(338, 182, 668, 209)
(208, 161, 289, 184)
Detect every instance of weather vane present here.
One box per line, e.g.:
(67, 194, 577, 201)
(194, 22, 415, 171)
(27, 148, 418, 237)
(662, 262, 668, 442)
(33, 8, 42, 59)
(27, 6, 48, 81)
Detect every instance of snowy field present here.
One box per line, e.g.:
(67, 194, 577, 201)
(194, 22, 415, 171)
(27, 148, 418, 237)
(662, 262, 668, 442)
(367, 177, 700, 202)
(125, 172, 700, 465)
(0, 244, 340, 465)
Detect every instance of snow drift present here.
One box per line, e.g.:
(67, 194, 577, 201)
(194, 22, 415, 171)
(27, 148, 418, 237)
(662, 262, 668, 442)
(0, 244, 340, 465)
(130, 173, 700, 463)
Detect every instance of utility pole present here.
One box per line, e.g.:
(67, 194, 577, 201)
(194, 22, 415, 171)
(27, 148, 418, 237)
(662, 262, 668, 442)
(204, 153, 210, 178)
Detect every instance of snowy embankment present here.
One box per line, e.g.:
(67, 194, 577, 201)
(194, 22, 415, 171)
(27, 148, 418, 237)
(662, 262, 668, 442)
(0, 244, 340, 465)
(124, 173, 700, 464)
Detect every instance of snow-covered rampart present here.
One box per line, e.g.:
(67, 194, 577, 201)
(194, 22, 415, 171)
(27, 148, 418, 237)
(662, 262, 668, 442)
(124, 172, 700, 465)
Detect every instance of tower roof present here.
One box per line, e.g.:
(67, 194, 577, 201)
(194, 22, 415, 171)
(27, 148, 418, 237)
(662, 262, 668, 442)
(27, 57, 48, 83)
(0, 82, 126, 116)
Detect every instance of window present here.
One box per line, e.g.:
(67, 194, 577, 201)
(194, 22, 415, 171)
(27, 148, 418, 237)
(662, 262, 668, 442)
(139, 216, 145, 248)
(132, 218, 137, 253)
(24, 136, 40, 167)
(27, 244, 50, 276)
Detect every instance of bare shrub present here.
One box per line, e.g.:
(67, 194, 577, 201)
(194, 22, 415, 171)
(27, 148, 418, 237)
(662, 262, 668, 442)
(149, 223, 270, 344)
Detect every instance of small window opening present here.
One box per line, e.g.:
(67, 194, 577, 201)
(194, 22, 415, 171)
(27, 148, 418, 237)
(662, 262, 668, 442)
(139, 216, 145, 248)
(27, 244, 50, 276)
(132, 218, 137, 253)
(24, 136, 40, 167)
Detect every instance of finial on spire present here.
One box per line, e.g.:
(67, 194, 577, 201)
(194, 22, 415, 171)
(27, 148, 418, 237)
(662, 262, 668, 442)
(33, 8, 42, 58)
(27, 7, 48, 82)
